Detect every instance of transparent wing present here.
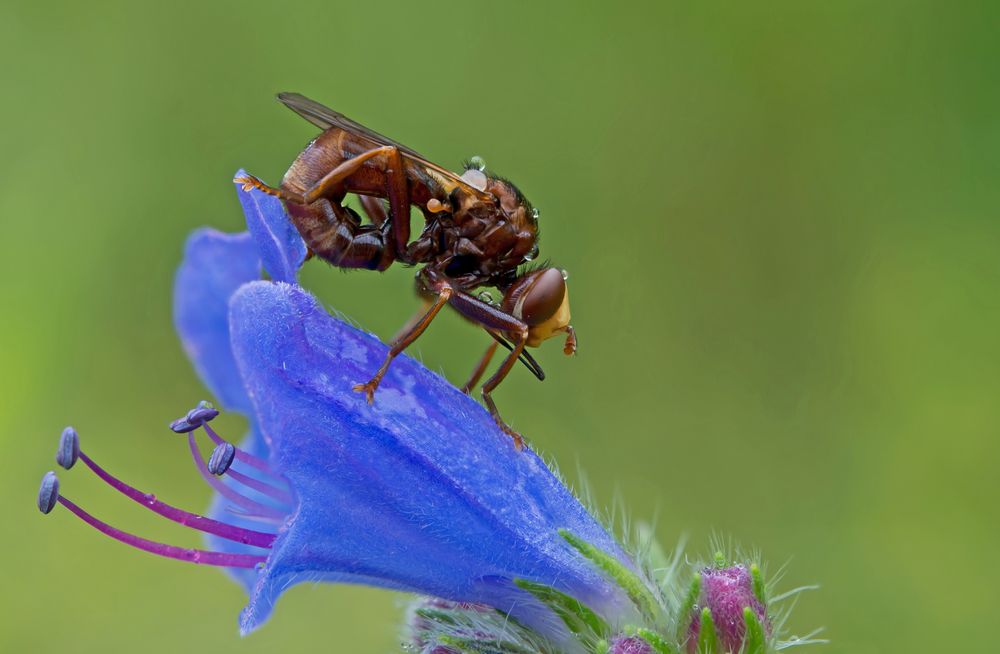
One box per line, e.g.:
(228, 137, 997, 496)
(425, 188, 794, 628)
(277, 93, 492, 200)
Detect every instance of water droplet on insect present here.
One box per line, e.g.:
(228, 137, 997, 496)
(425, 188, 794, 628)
(468, 155, 486, 171)
(560, 269, 569, 281)
(477, 290, 496, 305)
(524, 244, 539, 262)
(532, 207, 540, 221)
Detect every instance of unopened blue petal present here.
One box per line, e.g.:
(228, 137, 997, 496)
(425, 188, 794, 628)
(173, 229, 260, 414)
(227, 281, 637, 636)
(234, 169, 306, 284)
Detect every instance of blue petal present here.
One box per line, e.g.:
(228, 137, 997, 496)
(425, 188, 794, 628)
(227, 281, 637, 636)
(173, 229, 260, 415)
(234, 169, 306, 284)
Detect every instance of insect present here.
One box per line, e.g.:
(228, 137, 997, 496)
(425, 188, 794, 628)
(237, 93, 576, 448)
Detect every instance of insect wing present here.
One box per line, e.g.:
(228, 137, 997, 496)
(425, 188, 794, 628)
(278, 93, 492, 200)
(278, 92, 422, 157)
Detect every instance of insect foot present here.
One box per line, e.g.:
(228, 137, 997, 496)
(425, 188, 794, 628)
(352, 380, 379, 404)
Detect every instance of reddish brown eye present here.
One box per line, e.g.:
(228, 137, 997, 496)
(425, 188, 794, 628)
(519, 268, 566, 326)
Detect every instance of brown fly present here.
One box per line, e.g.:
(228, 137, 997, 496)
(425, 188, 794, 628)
(237, 93, 576, 448)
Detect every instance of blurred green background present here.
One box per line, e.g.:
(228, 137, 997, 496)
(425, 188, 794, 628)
(2, 1, 997, 652)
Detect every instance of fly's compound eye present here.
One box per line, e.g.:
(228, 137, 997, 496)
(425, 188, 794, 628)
(516, 268, 567, 326)
(502, 267, 572, 347)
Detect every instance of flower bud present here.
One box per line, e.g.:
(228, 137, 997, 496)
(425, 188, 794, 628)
(610, 635, 653, 654)
(685, 563, 770, 653)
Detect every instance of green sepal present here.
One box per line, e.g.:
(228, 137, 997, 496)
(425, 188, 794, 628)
(676, 573, 701, 641)
(697, 607, 716, 654)
(414, 607, 460, 627)
(559, 529, 660, 620)
(514, 578, 608, 643)
(636, 627, 678, 654)
(750, 563, 766, 605)
(743, 606, 767, 654)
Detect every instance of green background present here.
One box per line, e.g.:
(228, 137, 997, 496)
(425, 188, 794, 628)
(2, 1, 997, 652)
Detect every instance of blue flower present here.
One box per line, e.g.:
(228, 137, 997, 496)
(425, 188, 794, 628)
(38, 172, 648, 648)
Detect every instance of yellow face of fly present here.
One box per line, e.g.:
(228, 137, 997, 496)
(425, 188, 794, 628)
(526, 289, 571, 347)
(502, 267, 573, 349)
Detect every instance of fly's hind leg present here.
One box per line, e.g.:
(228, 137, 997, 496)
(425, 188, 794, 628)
(238, 145, 412, 262)
(287, 199, 395, 271)
(235, 174, 306, 204)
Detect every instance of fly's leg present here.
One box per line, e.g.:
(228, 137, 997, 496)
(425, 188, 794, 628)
(301, 146, 411, 258)
(480, 331, 528, 449)
(235, 175, 306, 203)
(445, 291, 533, 449)
(237, 145, 412, 263)
(353, 284, 453, 402)
(288, 199, 395, 270)
(391, 296, 433, 344)
(358, 194, 388, 227)
(234, 174, 393, 270)
(461, 341, 499, 394)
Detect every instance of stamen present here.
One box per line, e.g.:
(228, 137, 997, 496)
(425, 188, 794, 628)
(169, 403, 293, 511)
(198, 425, 292, 503)
(222, 467, 295, 505)
(208, 443, 236, 475)
(223, 506, 289, 525)
(38, 471, 59, 514)
(169, 400, 220, 433)
(55, 493, 267, 568)
(56, 427, 80, 469)
(203, 423, 275, 474)
(74, 447, 275, 548)
(187, 434, 288, 519)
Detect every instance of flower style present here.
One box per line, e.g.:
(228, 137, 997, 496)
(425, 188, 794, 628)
(37, 173, 819, 653)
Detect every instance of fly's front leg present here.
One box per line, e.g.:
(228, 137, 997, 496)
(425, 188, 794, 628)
(446, 292, 531, 449)
(353, 284, 453, 403)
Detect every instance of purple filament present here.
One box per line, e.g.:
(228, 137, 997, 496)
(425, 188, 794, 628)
(57, 495, 267, 568)
(223, 467, 294, 505)
(203, 423, 276, 475)
(187, 434, 288, 520)
(222, 506, 290, 525)
(77, 450, 275, 548)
